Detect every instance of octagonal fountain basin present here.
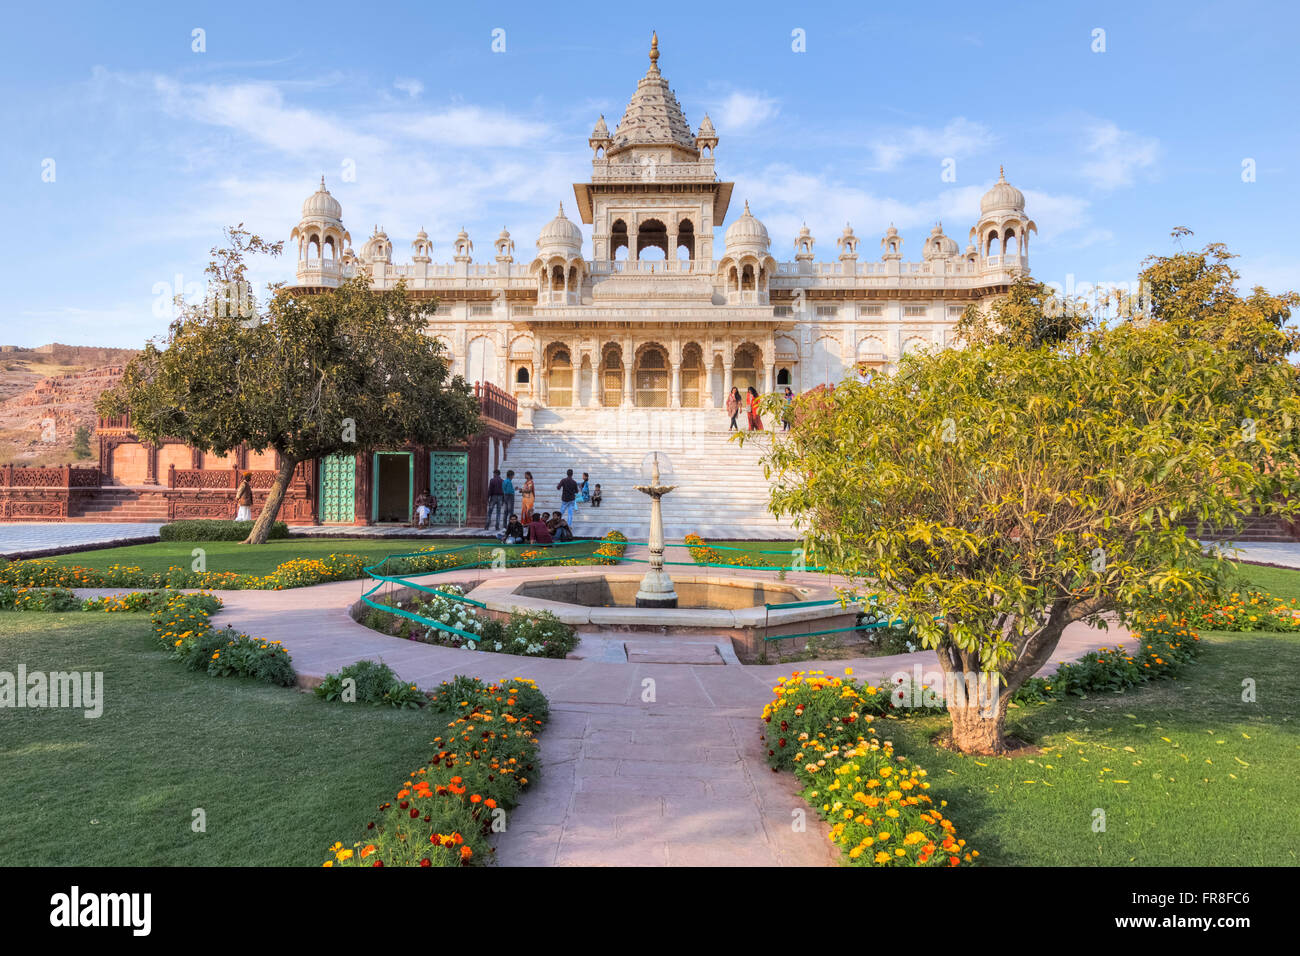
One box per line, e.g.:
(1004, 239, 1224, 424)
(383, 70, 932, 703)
(467, 571, 860, 664)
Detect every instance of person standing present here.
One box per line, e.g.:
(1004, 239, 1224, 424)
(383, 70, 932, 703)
(746, 386, 764, 431)
(235, 471, 254, 522)
(726, 386, 741, 431)
(556, 468, 579, 527)
(486, 468, 505, 530)
(503, 469, 516, 521)
(520, 471, 535, 524)
(781, 386, 794, 431)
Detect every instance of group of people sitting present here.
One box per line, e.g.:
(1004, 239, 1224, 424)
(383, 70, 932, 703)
(499, 510, 573, 545)
(487, 467, 602, 535)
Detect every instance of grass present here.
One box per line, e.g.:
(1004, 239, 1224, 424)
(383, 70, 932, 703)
(687, 539, 801, 567)
(880, 562, 1300, 866)
(41, 536, 602, 579)
(0, 612, 441, 866)
(888, 629, 1299, 865)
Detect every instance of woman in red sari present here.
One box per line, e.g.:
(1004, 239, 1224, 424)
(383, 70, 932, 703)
(746, 386, 763, 430)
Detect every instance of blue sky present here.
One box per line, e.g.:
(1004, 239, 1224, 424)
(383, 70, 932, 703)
(2, 0, 1297, 347)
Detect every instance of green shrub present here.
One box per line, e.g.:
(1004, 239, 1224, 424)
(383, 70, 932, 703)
(159, 519, 290, 541)
(151, 593, 295, 687)
(0, 586, 81, 612)
(314, 660, 425, 709)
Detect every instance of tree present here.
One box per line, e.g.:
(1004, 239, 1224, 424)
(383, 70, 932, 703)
(98, 226, 481, 544)
(955, 274, 1093, 349)
(755, 310, 1300, 754)
(71, 426, 92, 460)
(1138, 229, 1300, 364)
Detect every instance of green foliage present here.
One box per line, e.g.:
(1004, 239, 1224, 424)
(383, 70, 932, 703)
(756, 264, 1300, 751)
(314, 660, 425, 709)
(97, 225, 481, 542)
(159, 519, 289, 541)
(151, 592, 295, 687)
(955, 274, 1093, 349)
(71, 426, 92, 461)
(0, 586, 81, 612)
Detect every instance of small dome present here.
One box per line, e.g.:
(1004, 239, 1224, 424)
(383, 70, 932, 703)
(724, 201, 770, 253)
(302, 177, 342, 220)
(923, 222, 959, 260)
(697, 114, 715, 137)
(980, 166, 1025, 214)
(591, 115, 610, 140)
(537, 204, 583, 255)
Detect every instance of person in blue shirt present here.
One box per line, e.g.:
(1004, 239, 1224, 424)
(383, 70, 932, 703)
(503, 469, 516, 521)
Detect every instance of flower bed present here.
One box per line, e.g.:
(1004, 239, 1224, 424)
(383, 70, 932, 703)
(762, 669, 977, 867)
(1180, 589, 1300, 633)
(323, 675, 548, 867)
(684, 533, 772, 568)
(364, 585, 579, 658)
(1, 585, 205, 614)
(0, 553, 367, 592)
(150, 592, 297, 687)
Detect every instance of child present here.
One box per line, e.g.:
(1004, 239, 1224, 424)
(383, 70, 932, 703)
(415, 489, 433, 528)
(591, 484, 602, 507)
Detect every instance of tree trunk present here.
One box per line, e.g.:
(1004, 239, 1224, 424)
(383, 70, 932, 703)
(242, 455, 299, 544)
(947, 692, 1011, 755)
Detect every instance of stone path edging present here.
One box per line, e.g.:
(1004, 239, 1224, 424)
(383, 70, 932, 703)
(73, 563, 1135, 867)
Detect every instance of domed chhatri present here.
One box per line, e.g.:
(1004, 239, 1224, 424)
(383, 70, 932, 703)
(980, 166, 1026, 214)
(301, 176, 343, 221)
(537, 203, 583, 255)
(724, 201, 771, 254)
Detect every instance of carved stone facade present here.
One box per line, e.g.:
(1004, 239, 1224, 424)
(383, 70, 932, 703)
(288, 34, 1037, 415)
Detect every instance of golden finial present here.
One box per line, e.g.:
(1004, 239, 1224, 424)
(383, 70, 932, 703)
(999, 165, 1006, 180)
(649, 31, 660, 69)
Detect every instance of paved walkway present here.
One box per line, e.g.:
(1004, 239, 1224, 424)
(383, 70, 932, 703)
(1206, 541, 1300, 568)
(0, 522, 161, 557)
(73, 563, 1134, 867)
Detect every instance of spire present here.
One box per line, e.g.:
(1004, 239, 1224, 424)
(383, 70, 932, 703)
(998, 165, 1006, 181)
(649, 31, 659, 71)
(609, 31, 696, 154)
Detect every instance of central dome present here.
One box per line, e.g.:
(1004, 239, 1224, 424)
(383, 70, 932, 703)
(609, 33, 697, 155)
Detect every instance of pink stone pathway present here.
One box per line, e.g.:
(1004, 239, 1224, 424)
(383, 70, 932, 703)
(75, 565, 1134, 867)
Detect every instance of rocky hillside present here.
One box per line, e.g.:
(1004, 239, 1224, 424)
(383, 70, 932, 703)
(0, 345, 137, 466)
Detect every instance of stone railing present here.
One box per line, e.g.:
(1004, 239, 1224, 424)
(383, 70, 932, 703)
(168, 466, 280, 490)
(1, 464, 102, 488)
(475, 381, 517, 430)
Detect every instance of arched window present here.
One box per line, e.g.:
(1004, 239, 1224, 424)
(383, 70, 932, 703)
(777, 367, 791, 386)
(547, 347, 572, 407)
(634, 345, 669, 407)
(680, 343, 704, 407)
(610, 219, 629, 261)
(515, 366, 530, 384)
(636, 218, 667, 259)
(600, 344, 624, 407)
(677, 219, 695, 260)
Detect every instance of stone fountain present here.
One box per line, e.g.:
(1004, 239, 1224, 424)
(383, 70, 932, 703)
(633, 451, 679, 608)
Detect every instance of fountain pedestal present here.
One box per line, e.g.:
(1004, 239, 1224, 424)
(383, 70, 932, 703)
(634, 452, 678, 609)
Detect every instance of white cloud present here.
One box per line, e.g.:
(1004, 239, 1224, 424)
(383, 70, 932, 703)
(711, 91, 777, 132)
(868, 118, 995, 171)
(1079, 121, 1159, 190)
(394, 77, 424, 98)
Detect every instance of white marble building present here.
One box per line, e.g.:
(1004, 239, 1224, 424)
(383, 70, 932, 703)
(287, 34, 1035, 428)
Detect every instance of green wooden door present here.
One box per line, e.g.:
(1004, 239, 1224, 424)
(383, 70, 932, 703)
(429, 451, 468, 525)
(319, 453, 355, 523)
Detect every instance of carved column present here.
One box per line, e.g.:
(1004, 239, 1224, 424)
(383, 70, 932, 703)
(622, 339, 634, 407)
(670, 363, 681, 408)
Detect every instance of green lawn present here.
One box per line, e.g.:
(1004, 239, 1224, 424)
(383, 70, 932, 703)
(41, 537, 600, 578)
(0, 612, 439, 866)
(688, 539, 801, 567)
(890, 628, 1299, 865)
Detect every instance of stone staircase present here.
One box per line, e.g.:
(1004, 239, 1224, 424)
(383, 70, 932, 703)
(501, 408, 798, 541)
(68, 487, 170, 522)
